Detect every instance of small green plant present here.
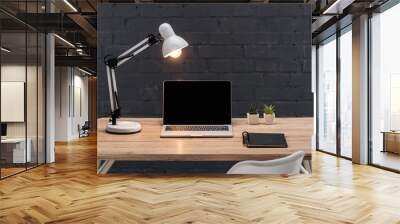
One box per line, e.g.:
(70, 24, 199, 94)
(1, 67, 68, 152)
(263, 104, 275, 115)
(248, 104, 258, 114)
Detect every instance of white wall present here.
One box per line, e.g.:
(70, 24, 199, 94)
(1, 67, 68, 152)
(73, 74, 89, 137)
(1, 65, 26, 138)
(55, 66, 70, 141)
(55, 67, 89, 141)
(1, 64, 42, 138)
(46, 32, 55, 163)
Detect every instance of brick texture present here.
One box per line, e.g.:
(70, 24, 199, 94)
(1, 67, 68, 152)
(98, 3, 312, 118)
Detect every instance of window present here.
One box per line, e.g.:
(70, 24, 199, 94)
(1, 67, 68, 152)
(339, 28, 352, 158)
(370, 3, 400, 171)
(317, 24, 353, 159)
(317, 35, 337, 154)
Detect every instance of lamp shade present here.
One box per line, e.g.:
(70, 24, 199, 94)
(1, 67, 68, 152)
(159, 23, 189, 58)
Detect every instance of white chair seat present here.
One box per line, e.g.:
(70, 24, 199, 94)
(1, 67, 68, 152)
(227, 151, 307, 175)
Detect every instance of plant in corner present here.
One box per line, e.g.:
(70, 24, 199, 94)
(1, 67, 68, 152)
(263, 104, 276, 125)
(247, 104, 259, 125)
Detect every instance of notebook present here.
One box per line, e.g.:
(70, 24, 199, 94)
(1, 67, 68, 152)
(242, 131, 288, 148)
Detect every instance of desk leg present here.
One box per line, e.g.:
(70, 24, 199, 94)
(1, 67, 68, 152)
(302, 159, 312, 174)
(97, 160, 115, 174)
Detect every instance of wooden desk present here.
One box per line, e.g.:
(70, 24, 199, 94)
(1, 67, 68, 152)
(1, 138, 32, 164)
(382, 131, 400, 154)
(97, 118, 313, 174)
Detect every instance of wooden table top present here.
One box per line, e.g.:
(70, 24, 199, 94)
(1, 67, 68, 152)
(97, 118, 313, 161)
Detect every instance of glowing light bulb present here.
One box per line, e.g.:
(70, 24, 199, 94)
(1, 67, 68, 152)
(168, 49, 182, 58)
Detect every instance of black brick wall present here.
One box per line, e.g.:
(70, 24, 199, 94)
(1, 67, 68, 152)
(97, 3, 313, 118)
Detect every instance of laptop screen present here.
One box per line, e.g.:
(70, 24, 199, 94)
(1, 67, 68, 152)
(163, 81, 231, 125)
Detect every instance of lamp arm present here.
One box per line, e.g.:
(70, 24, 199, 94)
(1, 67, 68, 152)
(104, 34, 162, 125)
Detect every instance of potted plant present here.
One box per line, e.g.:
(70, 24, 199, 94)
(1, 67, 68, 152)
(263, 104, 275, 125)
(247, 104, 259, 125)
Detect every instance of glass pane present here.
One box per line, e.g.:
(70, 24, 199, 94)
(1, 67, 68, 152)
(26, 0, 40, 170)
(27, 31, 38, 169)
(318, 36, 337, 154)
(340, 29, 352, 158)
(371, 4, 400, 171)
(0, 1, 46, 178)
(1, 31, 27, 177)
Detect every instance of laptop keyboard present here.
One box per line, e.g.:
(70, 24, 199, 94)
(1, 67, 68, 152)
(165, 125, 229, 131)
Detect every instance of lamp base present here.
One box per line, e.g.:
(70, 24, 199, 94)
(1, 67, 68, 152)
(106, 120, 142, 134)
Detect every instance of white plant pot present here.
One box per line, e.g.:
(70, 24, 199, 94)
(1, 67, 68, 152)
(247, 113, 259, 125)
(264, 113, 275, 125)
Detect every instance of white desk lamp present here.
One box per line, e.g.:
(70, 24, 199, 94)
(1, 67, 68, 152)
(104, 23, 189, 134)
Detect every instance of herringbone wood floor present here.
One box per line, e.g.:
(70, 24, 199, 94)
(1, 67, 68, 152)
(1, 135, 400, 224)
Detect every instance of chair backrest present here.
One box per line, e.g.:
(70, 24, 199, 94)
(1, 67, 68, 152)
(227, 151, 305, 175)
(82, 121, 90, 130)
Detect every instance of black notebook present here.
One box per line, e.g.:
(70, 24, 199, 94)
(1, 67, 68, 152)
(242, 131, 288, 148)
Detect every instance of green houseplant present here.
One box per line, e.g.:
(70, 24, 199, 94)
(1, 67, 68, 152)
(247, 104, 259, 125)
(263, 104, 276, 125)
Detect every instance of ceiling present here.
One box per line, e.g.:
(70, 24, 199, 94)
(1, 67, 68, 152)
(0, 0, 97, 72)
(311, 0, 389, 42)
(0, 0, 391, 74)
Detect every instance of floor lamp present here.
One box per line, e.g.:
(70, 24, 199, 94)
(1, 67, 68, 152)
(104, 23, 189, 134)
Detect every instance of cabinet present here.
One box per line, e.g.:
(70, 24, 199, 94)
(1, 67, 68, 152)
(382, 132, 400, 154)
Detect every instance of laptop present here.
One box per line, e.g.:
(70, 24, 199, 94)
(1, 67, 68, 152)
(161, 80, 233, 138)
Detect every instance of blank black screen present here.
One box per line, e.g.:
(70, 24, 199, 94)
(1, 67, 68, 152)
(163, 81, 231, 125)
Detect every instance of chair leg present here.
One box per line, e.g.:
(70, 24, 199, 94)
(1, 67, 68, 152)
(300, 166, 309, 175)
(302, 159, 312, 174)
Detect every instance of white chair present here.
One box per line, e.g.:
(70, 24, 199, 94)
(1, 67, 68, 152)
(227, 151, 308, 175)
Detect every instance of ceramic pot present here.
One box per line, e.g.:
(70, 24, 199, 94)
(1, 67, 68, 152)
(263, 113, 275, 125)
(247, 113, 259, 125)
